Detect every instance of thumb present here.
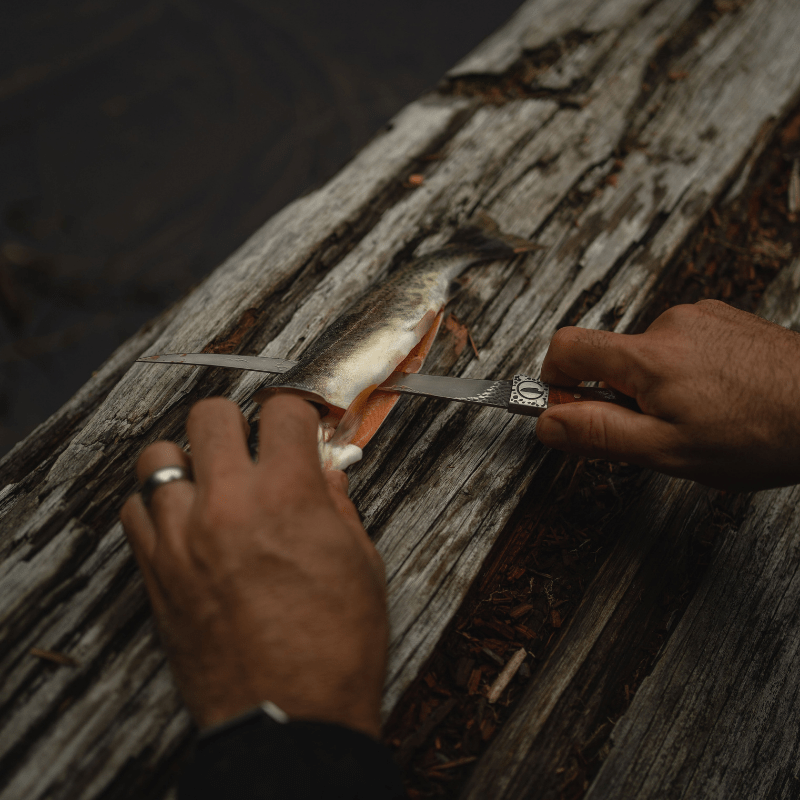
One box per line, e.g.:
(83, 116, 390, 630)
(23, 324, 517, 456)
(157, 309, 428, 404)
(536, 402, 682, 474)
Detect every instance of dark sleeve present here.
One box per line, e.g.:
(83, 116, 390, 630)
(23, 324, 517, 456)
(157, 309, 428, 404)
(178, 713, 408, 800)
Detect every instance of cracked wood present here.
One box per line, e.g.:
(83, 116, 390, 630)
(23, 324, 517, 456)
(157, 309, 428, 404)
(1, 1, 800, 798)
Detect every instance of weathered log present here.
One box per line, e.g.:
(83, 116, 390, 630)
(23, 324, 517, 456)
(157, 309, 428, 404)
(579, 256, 800, 800)
(1, 0, 799, 798)
(461, 254, 800, 799)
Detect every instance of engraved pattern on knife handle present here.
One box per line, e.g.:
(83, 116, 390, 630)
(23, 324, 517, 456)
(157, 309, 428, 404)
(508, 375, 639, 417)
(508, 375, 550, 416)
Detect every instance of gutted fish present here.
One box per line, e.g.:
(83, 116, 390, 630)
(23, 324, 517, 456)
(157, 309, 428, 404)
(254, 216, 535, 469)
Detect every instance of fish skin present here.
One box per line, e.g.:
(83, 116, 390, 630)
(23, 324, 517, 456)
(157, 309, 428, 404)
(253, 218, 535, 468)
(259, 249, 473, 411)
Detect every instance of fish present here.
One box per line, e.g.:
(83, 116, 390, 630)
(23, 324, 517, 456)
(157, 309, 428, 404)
(253, 215, 537, 469)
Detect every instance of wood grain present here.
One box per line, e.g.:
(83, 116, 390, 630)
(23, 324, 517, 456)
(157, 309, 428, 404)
(581, 255, 800, 800)
(1, 0, 799, 798)
(461, 254, 800, 799)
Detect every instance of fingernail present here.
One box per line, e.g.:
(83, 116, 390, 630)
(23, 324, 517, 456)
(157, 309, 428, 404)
(537, 416, 569, 449)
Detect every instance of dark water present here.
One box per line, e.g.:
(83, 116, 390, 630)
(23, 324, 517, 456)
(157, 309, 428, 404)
(0, 0, 522, 455)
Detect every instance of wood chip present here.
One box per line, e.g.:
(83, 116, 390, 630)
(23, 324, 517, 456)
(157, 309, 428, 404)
(396, 697, 457, 767)
(789, 159, 799, 214)
(444, 314, 468, 357)
(467, 667, 483, 695)
(487, 647, 527, 703)
(30, 647, 78, 667)
(454, 656, 475, 687)
(482, 646, 505, 666)
(509, 603, 534, 619)
(426, 755, 477, 774)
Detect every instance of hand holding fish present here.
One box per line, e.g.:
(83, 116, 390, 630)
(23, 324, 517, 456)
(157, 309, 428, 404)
(120, 394, 387, 737)
(537, 300, 800, 491)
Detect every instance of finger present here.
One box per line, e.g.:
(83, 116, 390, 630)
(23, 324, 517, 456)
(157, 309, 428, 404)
(540, 327, 640, 394)
(186, 398, 252, 489)
(536, 401, 683, 474)
(121, 493, 157, 562)
(136, 440, 195, 540)
(120, 494, 167, 610)
(256, 394, 325, 485)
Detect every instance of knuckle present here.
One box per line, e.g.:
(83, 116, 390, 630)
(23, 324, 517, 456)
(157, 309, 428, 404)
(550, 326, 580, 351)
(694, 298, 727, 313)
(278, 481, 321, 514)
(136, 440, 185, 482)
(656, 303, 699, 327)
(188, 396, 239, 426)
(139, 440, 177, 462)
(199, 487, 247, 530)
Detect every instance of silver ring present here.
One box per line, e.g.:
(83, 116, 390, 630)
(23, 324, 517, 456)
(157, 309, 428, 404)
(141, 465, 192, 507)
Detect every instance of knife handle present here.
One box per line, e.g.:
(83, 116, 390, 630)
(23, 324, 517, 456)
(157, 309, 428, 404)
(508, 375, 639, 417)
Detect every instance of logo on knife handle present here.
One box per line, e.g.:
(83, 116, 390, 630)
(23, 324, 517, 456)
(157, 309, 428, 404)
(517, 381, 546, 401)
(509, 375, 549, 416)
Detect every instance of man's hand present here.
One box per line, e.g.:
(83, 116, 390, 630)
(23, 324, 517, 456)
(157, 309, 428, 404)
(120, 395, 387, 737)
(537, 300, 800, 490)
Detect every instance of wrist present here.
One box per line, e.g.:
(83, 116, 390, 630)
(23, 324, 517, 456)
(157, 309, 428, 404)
(192, 688, 382, 740)
(199, 700, 290, 739)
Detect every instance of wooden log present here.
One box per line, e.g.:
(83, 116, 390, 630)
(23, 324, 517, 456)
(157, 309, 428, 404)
(580, 256, 800, 800)
(0, 0, 799, 798)
(460, 253, 800, 799)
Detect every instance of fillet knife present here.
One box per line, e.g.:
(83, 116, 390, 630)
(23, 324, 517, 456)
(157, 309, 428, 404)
(136, 353, 637, 417)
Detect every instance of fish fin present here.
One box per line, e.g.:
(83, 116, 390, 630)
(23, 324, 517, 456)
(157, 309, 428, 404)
(447, 275, 471, 301)
(413, 308, 438, 339)
(330, 383, 379, 449)
(398, 310, 443, 372)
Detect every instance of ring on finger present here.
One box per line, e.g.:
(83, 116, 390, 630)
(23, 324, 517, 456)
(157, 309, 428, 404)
(141, 465, 193, 507)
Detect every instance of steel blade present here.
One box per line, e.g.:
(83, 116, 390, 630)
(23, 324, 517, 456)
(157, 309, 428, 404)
(378, 372, 511, 408)
(137, 353, 296, 373)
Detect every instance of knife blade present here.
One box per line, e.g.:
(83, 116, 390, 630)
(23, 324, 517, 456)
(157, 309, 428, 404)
(136, 352, 637, 417)
(137, 352, 296, 373)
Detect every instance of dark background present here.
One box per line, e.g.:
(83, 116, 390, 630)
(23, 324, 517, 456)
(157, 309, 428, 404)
(0, 0, 522, 455)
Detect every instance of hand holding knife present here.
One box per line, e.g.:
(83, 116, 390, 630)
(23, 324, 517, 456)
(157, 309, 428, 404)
(136, 352, 638, 417)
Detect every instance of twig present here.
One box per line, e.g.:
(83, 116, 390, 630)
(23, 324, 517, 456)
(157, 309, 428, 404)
(30, 647, 78, 667)
(789, 159, 799, 214)
(467, 329, 480, 359)
(487, 647, 527, 703)
(426, 755, 478, 776)
(396, 697, 457, 767)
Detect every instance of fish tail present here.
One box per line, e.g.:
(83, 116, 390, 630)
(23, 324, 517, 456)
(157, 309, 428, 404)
(448, 212, 539, 257)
